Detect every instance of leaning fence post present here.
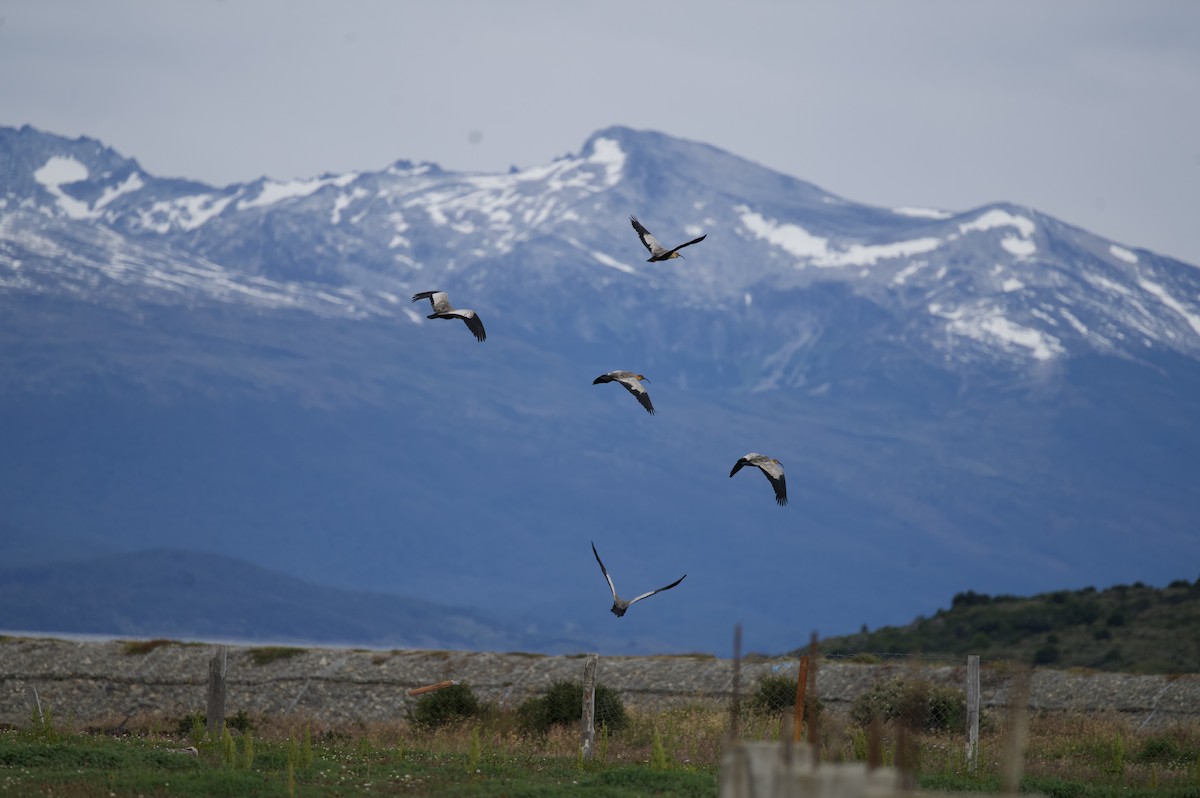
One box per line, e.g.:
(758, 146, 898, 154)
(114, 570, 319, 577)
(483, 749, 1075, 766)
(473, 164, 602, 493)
(580, 653, 598, 760)
(966, 654, 980, 770)
(206, 645, 228, 739)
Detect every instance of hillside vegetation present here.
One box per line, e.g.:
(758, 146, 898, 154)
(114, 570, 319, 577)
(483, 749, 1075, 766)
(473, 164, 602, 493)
(817, 578, 1200, 673)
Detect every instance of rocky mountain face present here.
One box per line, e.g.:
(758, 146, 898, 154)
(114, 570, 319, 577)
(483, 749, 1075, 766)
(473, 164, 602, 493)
(2, 123, 1198, 655)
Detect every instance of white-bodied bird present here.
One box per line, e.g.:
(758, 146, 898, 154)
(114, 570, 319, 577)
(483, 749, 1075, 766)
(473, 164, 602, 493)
(630, 215, 707, 262)
(412, 291, 486, 342)
(730, 453, 787, 506)
(592, 371, 654, 415)
(591, 542, 685, 617)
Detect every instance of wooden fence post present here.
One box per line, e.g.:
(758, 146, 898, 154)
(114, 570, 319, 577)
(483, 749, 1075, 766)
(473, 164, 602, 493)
(205, 645, 227, 739)
(1001, 668, 1031, 794)
(966, 654, 980, 770)
(580, 653, 598, 760)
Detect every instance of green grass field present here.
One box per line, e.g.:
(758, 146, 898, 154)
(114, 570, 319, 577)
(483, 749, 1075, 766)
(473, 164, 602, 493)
(4, 699, 1200, 797)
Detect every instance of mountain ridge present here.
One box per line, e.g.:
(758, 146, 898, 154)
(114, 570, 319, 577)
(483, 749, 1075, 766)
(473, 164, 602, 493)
(2, 123, 1198, 655)
(0, 547, 585, 652)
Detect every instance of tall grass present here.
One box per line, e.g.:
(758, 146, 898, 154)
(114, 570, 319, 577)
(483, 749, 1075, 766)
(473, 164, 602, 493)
(2, 701, 1198, 797)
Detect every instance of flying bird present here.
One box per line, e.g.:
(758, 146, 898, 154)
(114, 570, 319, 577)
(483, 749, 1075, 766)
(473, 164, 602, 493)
(411, 291, 486, 342)
(630, 215, 707, 262)
(592, 371, 654, 415)
(591, 542, 685, 617)
(730, 453, 787, 506)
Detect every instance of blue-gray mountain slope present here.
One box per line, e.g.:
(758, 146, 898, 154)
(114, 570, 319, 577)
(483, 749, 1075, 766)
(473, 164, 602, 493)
(1, 124, 1198, 654)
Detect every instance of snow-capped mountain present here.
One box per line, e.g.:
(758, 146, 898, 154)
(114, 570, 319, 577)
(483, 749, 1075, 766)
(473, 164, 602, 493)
(2, 124, 1198, 655)
(6, 123, 1199, 374)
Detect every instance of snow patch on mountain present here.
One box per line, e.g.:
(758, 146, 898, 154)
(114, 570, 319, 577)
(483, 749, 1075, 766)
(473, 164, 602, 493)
(893, 207, 952, 219)
(137, 194, 235, 233)
(1138, 277, 1200, 336)
(738, 207, 942, 268)
(586, 137, 626, 186)
(959, 209, 1037, 238)
(1110, 244, 1138, 264)
(33, 156, 93, 219)
(891, 260, 929, 286)
(95, 172, 145, 210)
(331, 188, 369, 225)
(831, 237, 941, 267)
(930, 301, 1064, 361)
(397, 143, 626, 254)
(738, 208, 827, 259)
(237, 173, 359, 210)
(1001, 236, 1037, 258)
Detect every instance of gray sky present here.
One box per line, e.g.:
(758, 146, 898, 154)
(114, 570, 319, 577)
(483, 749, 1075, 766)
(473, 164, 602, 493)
(3, 0, 1199, 264)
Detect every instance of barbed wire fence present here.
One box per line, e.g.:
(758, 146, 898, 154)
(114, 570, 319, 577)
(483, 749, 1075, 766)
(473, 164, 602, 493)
(3, 634, 1197, 760)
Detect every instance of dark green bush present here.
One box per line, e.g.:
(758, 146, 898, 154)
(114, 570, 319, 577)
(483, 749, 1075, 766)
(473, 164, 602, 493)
(849, 677, 966, 733)
(409, 683, 481, 729)
(517, 680, 627, 734)
(1033, 644, 1061, 665)
(1136, 735, 1199, 766)
(749, 674, 823, 720)
(751, 675, 798, 713)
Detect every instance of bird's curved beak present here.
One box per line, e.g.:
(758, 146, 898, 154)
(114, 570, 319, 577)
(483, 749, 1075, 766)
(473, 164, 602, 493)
(639, 375, 649, 383)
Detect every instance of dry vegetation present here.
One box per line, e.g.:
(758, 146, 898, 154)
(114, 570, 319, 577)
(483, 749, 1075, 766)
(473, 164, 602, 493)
(5, 696, 1197, 797)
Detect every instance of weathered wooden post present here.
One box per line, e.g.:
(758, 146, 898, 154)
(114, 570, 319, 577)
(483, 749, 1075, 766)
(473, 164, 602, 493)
(580, 653, 598, 760)
(205, 645, 227, 739)
(966, 654, 981, 770)
(792, 655, 810, 742)
(1001, 668, 1031, 794)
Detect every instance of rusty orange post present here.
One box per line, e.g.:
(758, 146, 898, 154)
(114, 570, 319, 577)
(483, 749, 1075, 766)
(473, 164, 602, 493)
(792, 655, 810, 741)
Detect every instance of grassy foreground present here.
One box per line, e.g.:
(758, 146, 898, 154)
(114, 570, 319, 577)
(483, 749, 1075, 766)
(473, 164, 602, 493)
(2, 706, 1200, 797)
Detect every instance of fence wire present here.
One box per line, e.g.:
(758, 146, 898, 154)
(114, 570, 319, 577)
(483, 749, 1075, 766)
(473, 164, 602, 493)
(1, 637, 1196, 739)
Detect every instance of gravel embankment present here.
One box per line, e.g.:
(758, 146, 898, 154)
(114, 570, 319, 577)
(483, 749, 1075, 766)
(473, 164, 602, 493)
(1, 637, 1196, 728)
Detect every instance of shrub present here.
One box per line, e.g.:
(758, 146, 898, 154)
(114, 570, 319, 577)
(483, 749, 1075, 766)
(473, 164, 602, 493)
(1033, 645, 1061, 665)
(749, 675, 822, 719)
(1128, 734, 1185, 768)
(122, 639, 177, 656)
(751, 675, 798, 714)
(517, 680, 627, 735)
(967, 632, 991, 651)
(849, 677, 966, 733)
(409, 683, 481, 729)
(247, 647, 306, 666)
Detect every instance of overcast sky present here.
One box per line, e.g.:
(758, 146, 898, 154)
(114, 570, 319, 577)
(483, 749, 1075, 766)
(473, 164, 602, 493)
(3, 1, 1198, 264)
